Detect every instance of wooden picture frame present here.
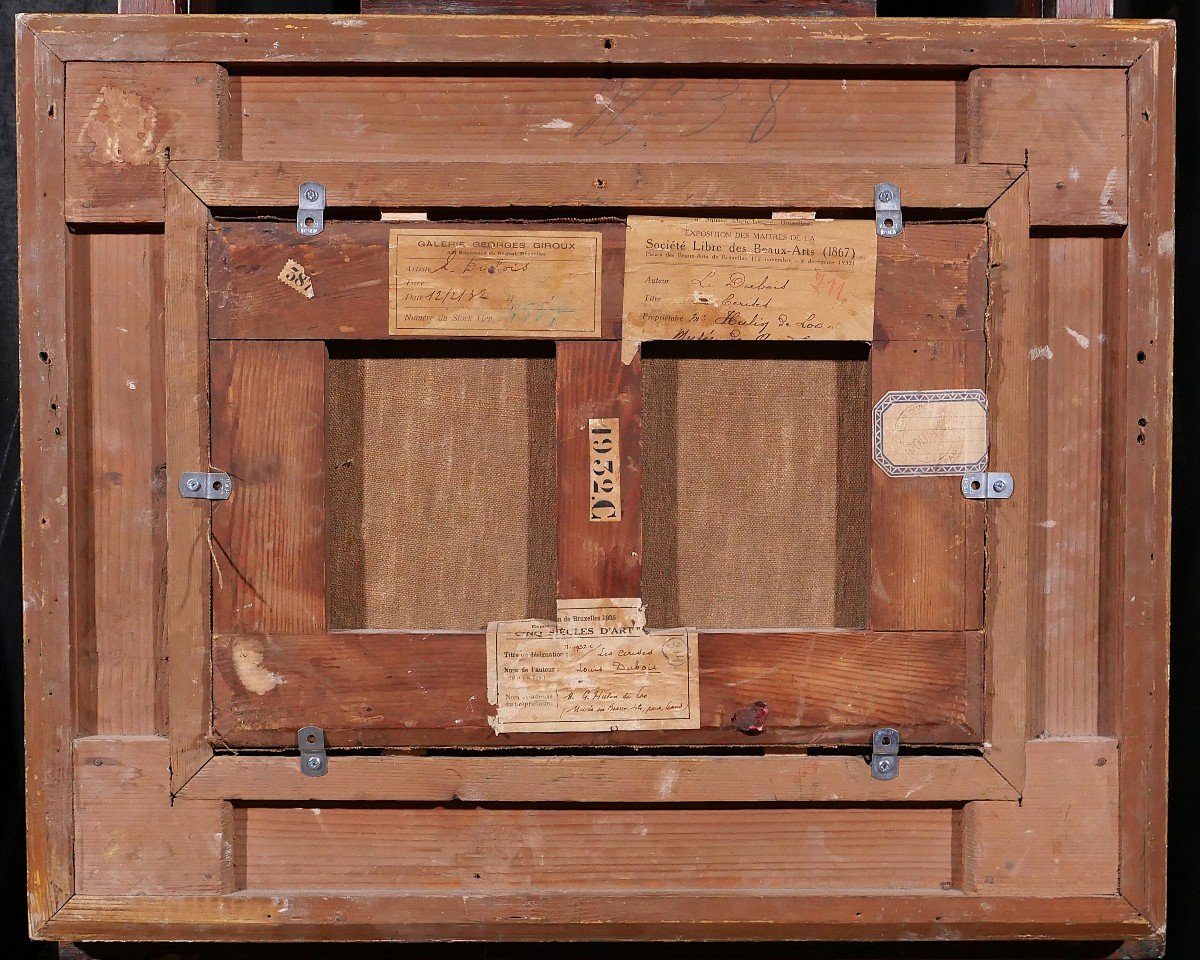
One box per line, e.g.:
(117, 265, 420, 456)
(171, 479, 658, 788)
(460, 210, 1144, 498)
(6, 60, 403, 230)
(17, 13, 1172, 950)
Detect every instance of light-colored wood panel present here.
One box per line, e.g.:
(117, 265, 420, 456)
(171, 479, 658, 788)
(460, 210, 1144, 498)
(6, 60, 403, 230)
(65, 62, 225, 222)
(27, 15, 1167, 68)
(969, 67, 1127, 226)
(982, 176, 1034, 792)
(174, 160, 1023, 211)
(74, 737, 229, 896)
(1031, 236, 1106, 736)
(868, 339, 986, 631)
(235, 76, 957, 165)
(180, 754, 1016, 803)
(210, 341, 326, 634)
(235, 805, 955, 892)
(963, 738, 1118, 896)
(72, 231, 166, 736)
(17, 23, 73, 935)
(212, 629, 983, 747)
(164, 172, 214, 793)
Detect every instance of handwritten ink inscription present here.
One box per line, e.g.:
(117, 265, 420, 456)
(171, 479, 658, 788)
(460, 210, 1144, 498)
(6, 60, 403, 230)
(588, 418, 621, 522)
(620, 217, 877, 363)
(486, 616, 699, 734)
(388, 228, 603, 337)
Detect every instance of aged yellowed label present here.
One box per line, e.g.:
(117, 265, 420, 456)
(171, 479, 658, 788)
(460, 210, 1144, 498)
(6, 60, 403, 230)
(557, 597, 645, 635)
(587, 417, 621, 522)
(872, 389, 988, 477)
(389, 228, 603, 337)
(621, 216, 877, 363)
(486, 604, 699, 734)
(278, 258, 314, 299)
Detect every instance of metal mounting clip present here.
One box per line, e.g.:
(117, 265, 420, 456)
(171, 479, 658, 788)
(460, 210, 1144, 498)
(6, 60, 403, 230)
(871, 727, 900, 781)
(299, 726, 327, 777)
(962, 471, 1014, 500)
(178, 471, 232, 501)
(875, 183, 903, 237)
(297, 181, 325, 237)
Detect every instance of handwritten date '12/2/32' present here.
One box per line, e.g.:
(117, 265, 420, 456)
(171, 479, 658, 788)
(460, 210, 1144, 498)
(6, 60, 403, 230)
(620, 217, 878, 363)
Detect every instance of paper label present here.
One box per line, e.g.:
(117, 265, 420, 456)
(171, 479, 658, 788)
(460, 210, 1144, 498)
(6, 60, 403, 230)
(388, 228, 603, 337)
(620, 216, 877, 362)
(872, 389, 989, 476)
(587, 418, 621, 522)
(278, 259, 314, 299)
(556, 597, 645, 635)
(487, 601, 699, 733)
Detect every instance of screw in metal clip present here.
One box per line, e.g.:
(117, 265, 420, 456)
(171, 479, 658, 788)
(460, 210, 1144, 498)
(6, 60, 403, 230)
(992, 478, 1008, 494)
(185, 477, 201, 492)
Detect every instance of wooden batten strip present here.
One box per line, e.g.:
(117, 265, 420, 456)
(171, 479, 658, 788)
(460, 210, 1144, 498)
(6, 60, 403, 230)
(173, 160, 1023, 211)
(211, 629, 982, 747)
(16, 24, 73, 934)
(981, 176, 1034, 792)
(210, 341, 327, 634)
(556, 341, 642, 599)
(867, 339, 986, 632)
(179, 753, 1015, 803)
(25, 15, 1166, 68)
(209, 221, 983, 342)
(164, 171, 215, 794)
(1118, 34, 1173, 933)
(43, 892, 1151, 942)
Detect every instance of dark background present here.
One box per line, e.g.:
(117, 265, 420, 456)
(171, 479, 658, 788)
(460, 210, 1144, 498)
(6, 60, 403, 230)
(0, 0, 1191, 956)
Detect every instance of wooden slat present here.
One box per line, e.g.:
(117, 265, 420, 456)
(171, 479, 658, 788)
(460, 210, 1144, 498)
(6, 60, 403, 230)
(362, 1, 878, 13)
(963, 738, 1118, 896)
(181, 754, 1016, 803)
(969, 67, 1128, 227)
(74, 737, 229, 896)
(236, 804, 955, 893)
(556, 341, 642, 599)
(71, 231, 166, 736)
(1031, 237, 1106, 736)
(872, 223, 987, 342)
(209, 221, 626, 341)
(868, 339, 986, 631)
(212, 629, 982, 747)
(26, 15, 1167, 68)
(16, 23, 73, 935)
(234, 75, 953, 165)
(175, 160, 1023, 211)
(164, 171, 214, 793)
(210, 341, 327, 634)
(65, 62, 226, 222)
(1118, 35, 1173, 934)
(982, 176, 1034, 792)
(42, 893, 1152, 942)
(209, 220, 986, 343)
